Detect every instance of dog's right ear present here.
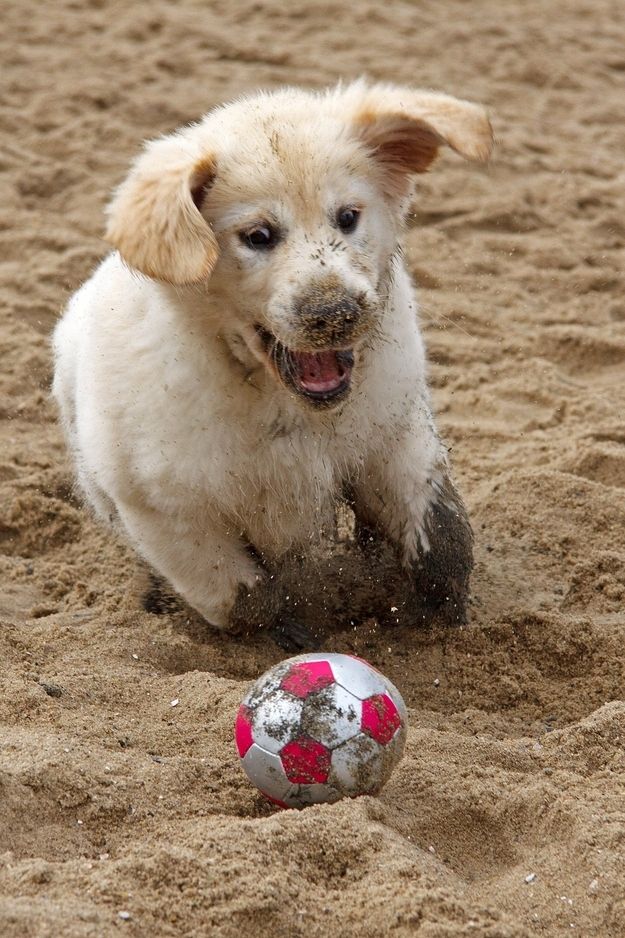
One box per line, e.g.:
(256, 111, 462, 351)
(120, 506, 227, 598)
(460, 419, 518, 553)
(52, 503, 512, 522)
(105, 133, 218, 286)
(347, 83, 493, 199)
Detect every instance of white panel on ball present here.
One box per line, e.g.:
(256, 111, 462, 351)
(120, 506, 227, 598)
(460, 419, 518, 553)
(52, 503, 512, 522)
(329, 733, 384, 794)
(283, 783, 342, 809)
(325, 654, 389, 700)
(241, 745, 293, 802)
(251, 689, 304, 754)
(300, 682, 361, 749)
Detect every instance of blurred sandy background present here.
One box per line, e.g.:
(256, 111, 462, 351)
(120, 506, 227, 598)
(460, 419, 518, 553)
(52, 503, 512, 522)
(1, 0, 625, 935)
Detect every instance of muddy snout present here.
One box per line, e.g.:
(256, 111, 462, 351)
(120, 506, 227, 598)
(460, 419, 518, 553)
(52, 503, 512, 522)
(293, 280, 373, 349)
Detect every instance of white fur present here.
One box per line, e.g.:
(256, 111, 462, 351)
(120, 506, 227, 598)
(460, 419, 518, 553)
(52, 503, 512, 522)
(52, 81, 492, 629)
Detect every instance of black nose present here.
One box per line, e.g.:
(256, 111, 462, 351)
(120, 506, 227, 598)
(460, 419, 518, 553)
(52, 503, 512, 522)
(296, 292, 363, 344)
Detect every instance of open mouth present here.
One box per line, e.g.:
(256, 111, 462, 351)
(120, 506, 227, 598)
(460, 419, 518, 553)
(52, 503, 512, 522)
(255, 326, 354, 404)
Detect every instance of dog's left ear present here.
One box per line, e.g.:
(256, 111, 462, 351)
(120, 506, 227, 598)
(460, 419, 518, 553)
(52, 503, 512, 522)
(350, 85, 493, 196)
(105, 132, 218, 286)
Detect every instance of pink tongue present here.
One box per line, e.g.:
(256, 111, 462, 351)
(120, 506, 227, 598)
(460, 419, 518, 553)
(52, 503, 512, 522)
(292, 350, 343, 393)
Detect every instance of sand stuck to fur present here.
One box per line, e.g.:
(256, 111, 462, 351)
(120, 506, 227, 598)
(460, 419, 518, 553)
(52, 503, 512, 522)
(1, 1, 624, 935)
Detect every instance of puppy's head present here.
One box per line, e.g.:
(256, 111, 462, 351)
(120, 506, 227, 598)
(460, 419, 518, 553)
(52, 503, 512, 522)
(106, 82, 492, 408)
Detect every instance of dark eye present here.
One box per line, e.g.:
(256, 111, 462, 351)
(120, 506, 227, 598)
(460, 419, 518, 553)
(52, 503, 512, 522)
(240, 225, 278, 250)
(337, 207, 360, 233)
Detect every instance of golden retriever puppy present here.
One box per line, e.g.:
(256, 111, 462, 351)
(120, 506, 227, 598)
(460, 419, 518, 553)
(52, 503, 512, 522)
(52, 81, 492, 646)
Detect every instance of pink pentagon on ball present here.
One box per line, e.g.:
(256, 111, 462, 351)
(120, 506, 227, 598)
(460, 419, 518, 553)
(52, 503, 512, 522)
(234, 704, 254, 757)
(280, 735, 331, 784)
(361, 694, 402, 745)
(280, 660, 334, 698)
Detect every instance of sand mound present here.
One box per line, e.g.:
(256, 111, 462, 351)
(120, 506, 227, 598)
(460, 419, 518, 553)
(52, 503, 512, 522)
(1, 0, 624, 935)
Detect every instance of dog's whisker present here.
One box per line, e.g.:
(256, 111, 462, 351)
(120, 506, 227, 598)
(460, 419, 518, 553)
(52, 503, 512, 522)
(420, 308, 477, 341)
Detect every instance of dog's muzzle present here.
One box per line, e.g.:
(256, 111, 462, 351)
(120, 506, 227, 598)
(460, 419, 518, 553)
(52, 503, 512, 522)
(255, 326, 355, 406)
(254, 282, 374, 407)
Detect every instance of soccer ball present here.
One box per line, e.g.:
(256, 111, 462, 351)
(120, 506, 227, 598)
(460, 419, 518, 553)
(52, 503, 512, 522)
(234, 652, 407, 809)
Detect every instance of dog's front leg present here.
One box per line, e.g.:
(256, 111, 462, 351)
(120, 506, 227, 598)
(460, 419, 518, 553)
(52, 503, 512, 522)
(116, 501, 279, 632)
(353, 411, 473, 626)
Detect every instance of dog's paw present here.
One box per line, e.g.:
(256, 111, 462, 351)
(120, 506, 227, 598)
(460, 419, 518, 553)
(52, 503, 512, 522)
(410, 477, 474, 627)
(354, 518, 381, 554)
(268, 618, 322, 652)
(142, 572, 181, 616)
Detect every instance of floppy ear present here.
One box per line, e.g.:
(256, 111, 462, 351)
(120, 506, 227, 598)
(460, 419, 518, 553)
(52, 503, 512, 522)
(350, 84, 493, 196)
(105, 132, 218, 286)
